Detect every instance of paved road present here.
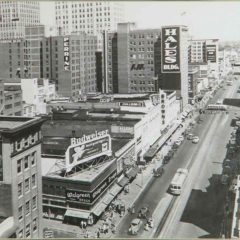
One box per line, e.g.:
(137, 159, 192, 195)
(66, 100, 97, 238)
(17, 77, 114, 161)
(115, 77, 240, 238)
(159, 77, 240, 238)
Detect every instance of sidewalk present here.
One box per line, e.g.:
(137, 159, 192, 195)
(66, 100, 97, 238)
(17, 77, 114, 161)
(43, 103, 203, 239)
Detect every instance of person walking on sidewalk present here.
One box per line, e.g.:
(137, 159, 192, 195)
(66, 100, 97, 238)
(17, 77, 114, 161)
(80, 220, 84, 229)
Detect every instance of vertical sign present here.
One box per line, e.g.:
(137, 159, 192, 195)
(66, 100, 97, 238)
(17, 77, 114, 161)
(161, 27, 180, 73)
(63, 37, 70, 71)
(206, 45, 216, 63)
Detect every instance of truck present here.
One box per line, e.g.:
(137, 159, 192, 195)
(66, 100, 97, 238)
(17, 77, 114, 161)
(169, 168, 188, 195)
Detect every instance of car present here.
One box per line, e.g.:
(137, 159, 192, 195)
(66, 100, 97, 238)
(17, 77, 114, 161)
(174, 140, 182, 146)
(192, 136, 199, 144)
(138, 206, 149, 219)
(128, 218, 143, 235)
(178, 136, 184, 142)
(187, 133, 194, 140)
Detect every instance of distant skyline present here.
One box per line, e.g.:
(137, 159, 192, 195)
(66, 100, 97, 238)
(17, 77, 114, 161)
(40, 1, 240, 41)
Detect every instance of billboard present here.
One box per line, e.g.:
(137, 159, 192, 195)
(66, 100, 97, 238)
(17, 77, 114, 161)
(206, 45, 217, 63)
(66, 170, 117, 204)
(65, 130, 112, 172)
(161, 27, 180, 73)
(63, 37, 70, 71)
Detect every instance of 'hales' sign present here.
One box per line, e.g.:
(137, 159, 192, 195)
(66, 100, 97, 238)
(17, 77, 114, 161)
(161, 27, 180, 73)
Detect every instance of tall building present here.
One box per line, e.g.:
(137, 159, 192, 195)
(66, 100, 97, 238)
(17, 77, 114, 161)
(0, 81, 4, 115)
(189, 39, 219, 84)
(54, 1, 125, 49)
(0, 116, 44, 238)
(25, 25, 45, 79)
(103, 22, 161, 94)
(42, 34, 97, 98)
(0, 1, 40, 40)
(157, 25, 189, 107)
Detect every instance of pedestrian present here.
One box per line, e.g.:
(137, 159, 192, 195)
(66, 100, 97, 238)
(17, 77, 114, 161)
(83, 221, 87, 229)
(144, 223, 149, 231)
(80, 220, 84, 229)
(97, 230, 100, 238)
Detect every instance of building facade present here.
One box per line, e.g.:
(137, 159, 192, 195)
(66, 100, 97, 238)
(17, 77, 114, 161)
(54, 1, 125, 50)
(103, 22, 161, 94)
(0, 116, 44, 238)
(0, 1, 40, 40)
(42, 34, 97, 98)
(3, 84, 22, 116)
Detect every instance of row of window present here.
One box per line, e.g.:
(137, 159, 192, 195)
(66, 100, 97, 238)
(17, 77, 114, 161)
(17, 152, 37, 173)
(18, 218, 37, 238)
(18, 196, 37, 221)
(18, 174, 36, 197)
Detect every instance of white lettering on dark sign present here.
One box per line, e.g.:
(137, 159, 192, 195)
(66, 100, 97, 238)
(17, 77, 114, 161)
(161, 27, 180, 73)
(63, 37, 70, 71)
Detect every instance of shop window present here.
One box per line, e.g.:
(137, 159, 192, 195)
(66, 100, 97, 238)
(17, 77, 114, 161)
(18, 182, 22, 197)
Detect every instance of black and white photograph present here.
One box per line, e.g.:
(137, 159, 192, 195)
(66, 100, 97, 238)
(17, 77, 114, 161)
(0, 0, 240, 238)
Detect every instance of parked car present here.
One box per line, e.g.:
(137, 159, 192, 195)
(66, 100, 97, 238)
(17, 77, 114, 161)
(192, 136, 200, 144)
(178, 136, 184, 142)
(138, 206, 149, 219)
(174, 140, 182, 146)
(187, 133, 194, 140)
(128, 218, 143, 235)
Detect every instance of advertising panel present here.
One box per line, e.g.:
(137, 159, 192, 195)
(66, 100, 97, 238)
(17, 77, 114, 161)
(161, 27, 180, 73)
(65, 130, 112, 172)
(63, 37, 70, 71)
(206, 45, 217, 63)
(66, 170, 117, 204)
(119, 102, 145, 107)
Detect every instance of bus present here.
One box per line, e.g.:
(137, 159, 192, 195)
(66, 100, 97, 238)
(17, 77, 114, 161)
(169, 168, 188, 195)
(206, 104, 227, 111)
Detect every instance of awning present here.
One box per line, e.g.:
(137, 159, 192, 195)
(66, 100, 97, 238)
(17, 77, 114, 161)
(126, 168, 138, 179)
(64, 209, 90, 219)
(102, 193, 115, 205)
(109, 184, 122, 197)
(92, 202, 107, 217)
(117, 177, 129, 187)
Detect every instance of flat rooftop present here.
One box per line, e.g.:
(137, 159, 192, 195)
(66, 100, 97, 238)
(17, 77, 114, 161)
(0, 116, 35, 130)
(42, 157, 115, 183)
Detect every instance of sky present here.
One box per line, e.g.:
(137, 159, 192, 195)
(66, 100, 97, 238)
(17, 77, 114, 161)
(40, 1, 240, 41)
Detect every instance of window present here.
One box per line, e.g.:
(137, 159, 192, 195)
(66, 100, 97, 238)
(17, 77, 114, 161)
(32, 196, 37, 209)
(18, 206, 23, 220)
(25, 178, 30, 192)
(18, 182, 22, 197)
(24, 137, 29, 147)
(32, 174, 36, 187)
(24, 156, 28, 169)
(26, 201, 30, 215)
(17, 159, 22, 173)
(32, 218, 37, 232)
(26, 223, 30, 238)
(18, 230, 23, 238)
(31, 152, 36, 165)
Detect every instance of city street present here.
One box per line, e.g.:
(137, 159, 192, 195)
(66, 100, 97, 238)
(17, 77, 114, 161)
(159, 78, 240, 238)
(115, 78, 239, 238)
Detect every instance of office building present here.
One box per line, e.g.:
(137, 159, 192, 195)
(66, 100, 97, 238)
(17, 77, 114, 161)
(42, 34, 97, 98)
(0, 1, 40, 40)
(3, 83, 22, 116)
(103, 22, 161, 94)
(0, 81, 4, 115)
(189, 39, 219, 84)
(0, 116, 44, 238)
(54, 1, 125, 49)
